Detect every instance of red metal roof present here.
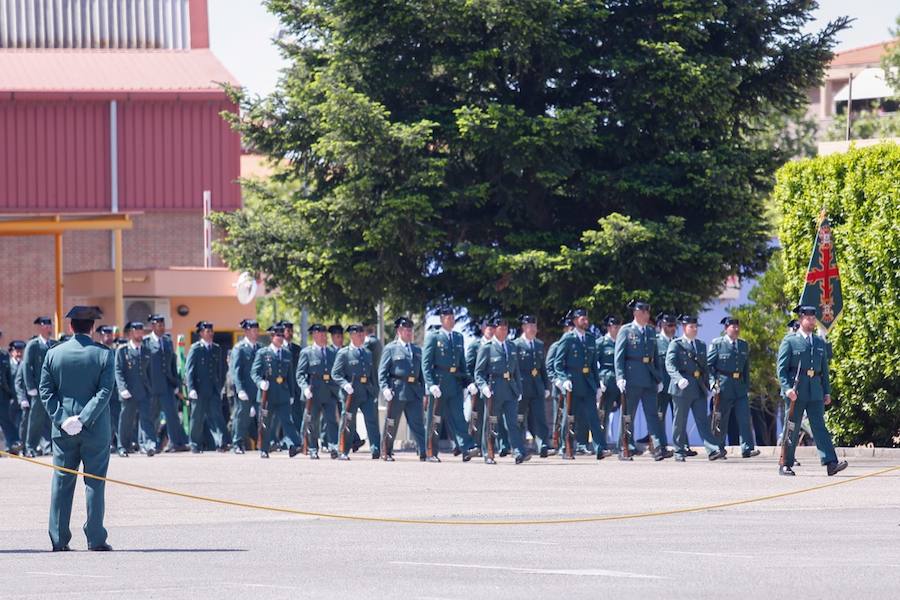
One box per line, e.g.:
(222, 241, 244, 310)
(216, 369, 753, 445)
(0, 49, 238, 98)
(830, 40, 897, 67)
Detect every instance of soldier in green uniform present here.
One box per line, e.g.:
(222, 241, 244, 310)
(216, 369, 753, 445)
(252, 324, 303, 458)
(777, 306, 847, 476)
(552, 308, 604, 460)
(23, 316, 55, 457)
(651, 312, 680, 454)
(665, 315, 724, 461)
(0, 331, 21, 454)
(297, 324, 340, 459)
(325, 324, 360, 451)
(464, 319, 493, 456)
(364, 321, 383, 375)
(514, 315, 553, 457)
(144, 315, 188, 453)
(280, 320, 304, 446)
(545, 315, 573, 452)
(95, 326, 119, 452)
(707, 317, 759, 458)
(40, 306, 114, 551)
(185, 321, 227, 453)
(378, 317, 427, 461)
(8, 340, 27, 452)
(230, 319, 260, 454)
(475, 317, 531, 464)
(614, 300, 670, 461)
(332, 323, 380, 460)
(114, 322, 154, 457)
(594, 315, 621, 457)
(422, 307, 480, 462)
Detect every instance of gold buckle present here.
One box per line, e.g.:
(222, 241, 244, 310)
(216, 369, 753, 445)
(531, 368, 538, 377)
(322, 374, 330, 381)
(503, 372, 511, 380)
(449, 367, 457, 373)
(693, 371, 701, 379)
(732, 372, 741, 379)
(275, 376, 284, 384)
(642, 357, 651, 364)
(407, 376, 416, 383)
(806, 369, 815, 377)
(359, 376, 368, 383)
(581, 367, 590, 374)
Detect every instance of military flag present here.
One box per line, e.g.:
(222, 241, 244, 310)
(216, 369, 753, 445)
(800, 215, 842, 331)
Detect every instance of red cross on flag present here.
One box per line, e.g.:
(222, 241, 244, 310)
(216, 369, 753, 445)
(799, 215, 842, 331)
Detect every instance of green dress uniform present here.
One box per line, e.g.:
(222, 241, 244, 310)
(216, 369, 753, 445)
(14, 356, 28, 447)
(296, 343, 340, 456)
(665, 336, 719, 458)
(331, 343, 380, 457)
(422, 327, 477, 459)
(544, 338, 563, 448)
(185, 340, 227, 451)
(614, 322, 666, 456)
(595, 333, 620, 451)
(514, 336, 551, 454)
(230, 337, 260, 449)
(553, 328, 604, 457)
(466, 336, 508, 453)
(474, 339, 528, 461)
(252, 344, 302, 454)
(377, 339, 427, 457)
(286, 340, 304, 440)
(114, 341, 155, 454)
(707, 335, 756, 454)
(39, 331, 114, 550)
(144, 330, 188, 450)
(24, 335, 54, 456)
(777, 331, 838, 468)
(655, 332, 675, 426)
(0, 349, 20, 450)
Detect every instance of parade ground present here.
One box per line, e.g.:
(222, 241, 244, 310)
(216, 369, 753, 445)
(2, 448, 898, 599)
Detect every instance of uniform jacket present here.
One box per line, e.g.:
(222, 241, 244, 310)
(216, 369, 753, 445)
(514, 336, 548, 399)
(422, 329, 470, 395)
(665, 337, 708, 399)
(23, 336, 54, 395)
(614, 322, 660, 388)
(144, 333, 180, 394)
(777, 332, 831, 403)
(114, 342, 151, 400)
(474, 339, 523, 405)
(297, 344, 339, 402)
(596, 334, 618, 390)
(185, 341, 225, 398)
(332, 344, 377, 405)
(655, 333, 674, 390)
(252, 345, 297, 406)
(378, 339, 425, 404)
(553, 330, 600, 396)
(230, 338, 260, 403)
(707, 336, 750, 400)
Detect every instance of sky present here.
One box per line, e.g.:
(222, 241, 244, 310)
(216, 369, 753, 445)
(209, 0, 899, 98)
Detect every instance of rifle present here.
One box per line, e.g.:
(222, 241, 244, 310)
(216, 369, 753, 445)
(427, 392, 441, 459)
(564, 389, 575, 459)
(551, 385, 563, 450)
(709, 380, 723, 440)
(621, 392, 632, 459)
(596, 386, 607, 440)
(339, 387, 354, 455)
(301, 392, 314, 455)
(382, 390, 396, 456)
(256, 384, 269, 451)
(467, 388, 481, 438)
(486, 388, 497, 461)
(779, 362, 803, 467)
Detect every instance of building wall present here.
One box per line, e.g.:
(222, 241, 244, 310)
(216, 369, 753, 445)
(0, 234, 56, 342)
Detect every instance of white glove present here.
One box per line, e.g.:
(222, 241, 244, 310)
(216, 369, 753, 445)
(617, 379, 626, 393)
(466, 383, 478, 396)
(249, 406, 257, 418)
(27, 389, 37, 397)
(429, 385, 442, 398)
(382, 388, 394, 402)
(481, 385, 493, 398)
(237, 390, 249, 401)
(544, 389, 551, 399)
(188, 389, 198, 400)
(657, 382, 663, 392)
(595, 388, 603, 402)
(20, 399, 30, 409)
(600, 381, 607, 394)
(119, 389, 132, 399)
(677, 378, 689, 390)
(61, 416, 83, 436)
(290, 397, 294, 405)
(258, 380, 270, 391)
(304, 387, 313, 400)
(342, 383, 354, 395)
(562, 380, 573, 392)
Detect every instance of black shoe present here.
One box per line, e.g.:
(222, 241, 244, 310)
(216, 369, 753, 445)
(453, 447, 462, 457)
(635, 435, 650, 444)
(190, 447, 202, 454)
(289, 446, 301, 458)
(663, 449, 674, 458)
(419, 454, 426, 462)
(684, 447, 698, 457)
(145, 448, 156, 457)
(8, 442, 21, 455)
(484, 457, 496, 465)
(463, 447, 480, 462)
(216, 445, 229, 453)
(89, 543, 113, 551)
(260, 451, 269, 459)
(515, 453, 531, 465)
(539, 446, 549, 458)
(618, 453, 633, 461)
(309, 450, 320, 460)
(709, 449, 727, 461)
(351, 439, 364, 453)
(826, 460, 848, 476)
(232, 446, 245, 455)
(596, 448, 605, 460)
(338, 453, 350, 461)
(575, 445, 588, 455)
(371, 451, 380, 460)
(116, 449, 129, 458)
(383, 454, 395, 462)
(164, 446, 177, 453)
(330, 449, 339, 459)
(674, 454, 686, 462)
(499, 448, 510, 458)
(652, 450, 666, 462)
(562, 453, 575, 460)
(426, 456, 441, 463)
(24, 450, 36, 458)
(51, 544, 71, 552)
(742, 449, 761, 458)
(779, 465, 796, 476)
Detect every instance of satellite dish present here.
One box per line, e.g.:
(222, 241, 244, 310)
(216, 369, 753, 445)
(234, 272, 258, 305)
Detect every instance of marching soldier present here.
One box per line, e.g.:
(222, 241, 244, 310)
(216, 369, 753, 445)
(185, 321, 227, 453)
(422, 307, 480, 462)
(514, 315, 553, 457)
(545, 315, 573, 452)
(8, 340, 26, 453)
(229, 319, 261, 454)
(252, 323, 303, 458)
(364, 321, 383, 375)
(331, 323, 380, 460)
(653, 312, 679, 453)
(553, 308, 604, 459)
(95, 326, 119, 452)
(326, 323, 360, 451)
(378, 317, 427, 461)
(464, 318, 494, 455)
(144, 315, 188, 453)
(40, 306, 114, 551)
(297, 324, 340, 459)
(776, 305, 847, 476)
(665, 315, 724, 461)
(23, 316, 55, 457)
(114, 322, 154, 457)
(594, 315, 621, 457)
(708, 317, 759, 458)
(0, 331, 21, 454)
(474, 317, 530, 464)
(280, 320, 304, 443)
(614, 300, 669, 461)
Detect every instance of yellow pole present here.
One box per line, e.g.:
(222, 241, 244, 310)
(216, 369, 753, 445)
(114, 229, 124, 329)
(54, 232, 63, 336)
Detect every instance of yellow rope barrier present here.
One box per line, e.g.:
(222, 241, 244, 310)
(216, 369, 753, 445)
(2, 450, 896, 526)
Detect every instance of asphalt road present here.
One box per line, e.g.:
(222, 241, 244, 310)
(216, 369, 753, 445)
(1, 448, 898, 599)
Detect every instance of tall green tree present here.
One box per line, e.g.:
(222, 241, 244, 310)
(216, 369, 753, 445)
(214, 0, 847, 323)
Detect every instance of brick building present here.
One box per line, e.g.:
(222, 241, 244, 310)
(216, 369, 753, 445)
(0, 0, 258, 347)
